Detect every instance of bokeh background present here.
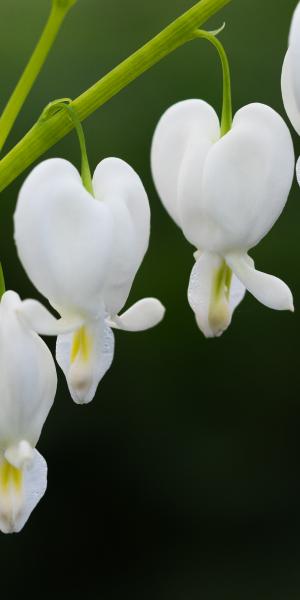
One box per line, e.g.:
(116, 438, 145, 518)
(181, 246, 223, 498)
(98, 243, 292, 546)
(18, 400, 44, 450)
(1, 0, 300, 597)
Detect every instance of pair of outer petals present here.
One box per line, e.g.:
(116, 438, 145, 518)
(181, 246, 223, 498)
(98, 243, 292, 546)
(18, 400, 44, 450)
(188, 252, 293, 338)
(282, 1, 300, 185)
(14, 157, 151, 320)
(0, 291, 57, 534)
(14, 157, 165, 404)
(18, 296, 164, 405)
(151, 99, 294, 337)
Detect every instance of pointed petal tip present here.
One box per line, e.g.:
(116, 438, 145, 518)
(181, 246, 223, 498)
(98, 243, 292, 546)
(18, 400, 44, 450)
(70, 388, 95, 406)
(195, 317, 222, 339)
(68, 363, 95, 405)
(188, 253, 245, 339)
(278, 286, 294, 313)
(289, 298, 295, 313)
(226, 253, 294, 313)
(195, 298, 231, 339)
(56, 323, 115, 407)
(110, 298, 165, 332)
(72, 394, 93, 406)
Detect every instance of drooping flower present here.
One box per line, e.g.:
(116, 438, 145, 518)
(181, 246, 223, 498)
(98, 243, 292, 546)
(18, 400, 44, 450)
(281, 1, 300, 185)
(14, 157, 165, 404)
(0, 291, 57, 534)
(151, 100, 294, 337)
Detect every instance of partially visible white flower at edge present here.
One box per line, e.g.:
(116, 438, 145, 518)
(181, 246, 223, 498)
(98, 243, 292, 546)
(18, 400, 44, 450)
(281, 1, 300, 185)
(14, 157, 165, 405)
(151, 100, 294, 338)
(0, 290, 57, 534)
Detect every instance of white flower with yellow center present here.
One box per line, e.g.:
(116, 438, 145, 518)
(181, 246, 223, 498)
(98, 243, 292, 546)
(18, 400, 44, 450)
(14, 157, 165, 404)
(281, 1, 300, 185)
(151, 100, 294, 337)
(0, 291, 57, 534)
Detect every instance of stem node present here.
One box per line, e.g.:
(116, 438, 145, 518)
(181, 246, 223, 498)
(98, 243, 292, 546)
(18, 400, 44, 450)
(0, 0, 233, 192)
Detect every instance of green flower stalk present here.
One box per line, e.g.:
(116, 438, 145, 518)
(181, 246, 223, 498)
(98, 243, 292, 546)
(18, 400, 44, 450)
(0, 0, 232, 193)
(0, 263, 5, 299)
(0, 0, 77, 152)
(40, 98, 94, 194)
(194, 26, 232, 135)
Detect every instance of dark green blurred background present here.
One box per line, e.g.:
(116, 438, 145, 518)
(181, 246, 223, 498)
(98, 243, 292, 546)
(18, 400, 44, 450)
(1, 0, 300, 597)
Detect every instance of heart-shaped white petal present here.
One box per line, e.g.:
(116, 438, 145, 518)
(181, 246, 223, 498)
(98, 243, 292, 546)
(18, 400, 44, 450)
(14, 158, 114, 320)
(15, 157, 151, 323)
(289, 2, 300, 109)
(281, 3, 300, 134)
(226, 253, 294, 311)
(109, 298, 165, 331)
(93, 158, 151, 316)
(0, 291, 57, 449)
(152, 101, 294, 255)
(56, 318, 115, 404)
(0, 450, 47, 534)
(151, 99, 220, 227)
(281, 49, 300, 135)
(179, 103, 294, 253)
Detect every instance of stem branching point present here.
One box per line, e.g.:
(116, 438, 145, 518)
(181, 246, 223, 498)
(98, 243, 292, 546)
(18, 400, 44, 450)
(0, 0, 233, 192)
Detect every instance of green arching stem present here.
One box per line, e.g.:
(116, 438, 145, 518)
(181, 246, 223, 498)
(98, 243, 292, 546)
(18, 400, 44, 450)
(40, 99, 94, 194)
(194, 29, 233, 302)
(0, 0, 233, 193)
(0, 0, 77, 152)
(194, 28, 232, 135)
(0, 263, 6, 300)
(69, 105, 94, 195)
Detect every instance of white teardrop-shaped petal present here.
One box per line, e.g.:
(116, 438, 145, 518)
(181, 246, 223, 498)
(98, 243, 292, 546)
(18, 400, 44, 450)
(93, 158, 150, 316)
(109, 298, 165, 331)
(17, 299, 84, 335)
(179, 103, 294, 253)
(289, 2, 300, 109)
(0, 450, 47, 534)
(226, 253, 294, 311)
(56, 318, 115, 404)
(14, 158, 114, 320)
(187, 252, 245, 338)
(151, 99, 220, 227)
(281, 49, 300, 135)
(177, 134, 224, 249)
(0, 291, 57, 449)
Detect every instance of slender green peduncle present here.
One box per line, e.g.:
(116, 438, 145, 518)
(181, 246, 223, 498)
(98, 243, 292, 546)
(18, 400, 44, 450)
(194, 27, 232, 135)
(0, 0, 233, 193)
(40, 99, 93, 194)
(0, 264, 6, 300)
(0, 0, 77, 152)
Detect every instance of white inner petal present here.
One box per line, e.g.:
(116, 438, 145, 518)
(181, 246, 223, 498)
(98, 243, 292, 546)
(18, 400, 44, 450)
(0, 450, 47, 534)
(56, 318, 115, 404)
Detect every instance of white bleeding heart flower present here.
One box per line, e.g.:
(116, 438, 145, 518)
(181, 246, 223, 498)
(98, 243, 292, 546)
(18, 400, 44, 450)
(281, 1, 300, 185)
(14, 157, 165, 404)
(151, 100, 294, 337)
(0, 290, 57, 534)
